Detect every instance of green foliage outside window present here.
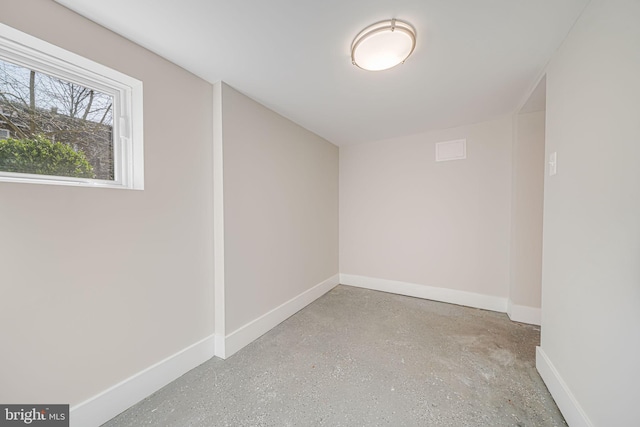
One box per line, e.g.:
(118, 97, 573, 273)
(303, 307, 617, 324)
(0, 135, 94, 178)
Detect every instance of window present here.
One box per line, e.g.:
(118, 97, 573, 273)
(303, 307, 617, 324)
(0, 24, 143, 189)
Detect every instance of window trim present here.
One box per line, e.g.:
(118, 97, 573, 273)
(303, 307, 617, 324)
(0, 23, 144, 190)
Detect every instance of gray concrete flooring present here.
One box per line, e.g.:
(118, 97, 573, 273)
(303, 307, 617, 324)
(102, 285, 566, 426)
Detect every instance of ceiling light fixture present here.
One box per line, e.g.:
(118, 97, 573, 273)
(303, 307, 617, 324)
(351, 19, 416, 71)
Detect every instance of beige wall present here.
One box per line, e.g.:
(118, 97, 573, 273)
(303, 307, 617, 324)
(220, 83, 338, 333)
(541, 0, 640, 424)
(340, 116, 512, 298)
(509, 110, 545, 308)
(0, 0, 214, 406)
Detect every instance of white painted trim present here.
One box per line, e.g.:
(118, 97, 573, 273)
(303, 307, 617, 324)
(70, 333, 215, 427)
(536, 347, 594, 427)
(340, 274, 507, 313)
(219, 274, 340, 359)
(214, 334, 226, 360)
(213, 82, 226, 358)
(506, 299, 541, 325)
(0, 23, 144, 190)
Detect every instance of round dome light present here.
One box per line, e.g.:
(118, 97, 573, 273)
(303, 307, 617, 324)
(351, 19, 416, 71)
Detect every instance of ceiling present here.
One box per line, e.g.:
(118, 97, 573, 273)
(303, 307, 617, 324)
(54, 0, 588, 146)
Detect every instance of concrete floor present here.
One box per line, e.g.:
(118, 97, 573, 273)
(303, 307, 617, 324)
(103, 285, 566, 426)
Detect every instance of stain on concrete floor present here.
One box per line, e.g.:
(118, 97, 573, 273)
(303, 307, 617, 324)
(102, 285, 566, 427)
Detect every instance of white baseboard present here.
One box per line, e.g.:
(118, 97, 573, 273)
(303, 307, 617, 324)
(70, 333, 216, 427)
(340, 274, 507, 313)
(506, 299, 541, 325)
(217, 274, 340, 359)
(536, 347, 593, 427)
(214, 334, 226, 360)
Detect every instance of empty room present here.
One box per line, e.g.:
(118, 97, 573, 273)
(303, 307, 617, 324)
(1, 0, 638, 426)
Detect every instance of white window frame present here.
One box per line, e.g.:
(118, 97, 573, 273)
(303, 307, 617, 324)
(0, 23, 144, 190)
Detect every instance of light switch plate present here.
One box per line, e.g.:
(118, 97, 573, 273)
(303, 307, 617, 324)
(549, 152, 557, 176)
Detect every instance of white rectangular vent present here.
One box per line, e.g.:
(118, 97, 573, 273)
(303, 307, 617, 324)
(0, 129, 9, 140)
(436, 139, 466, 162)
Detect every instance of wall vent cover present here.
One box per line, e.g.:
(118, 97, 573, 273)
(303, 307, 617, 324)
(436, 139, 466, 162)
